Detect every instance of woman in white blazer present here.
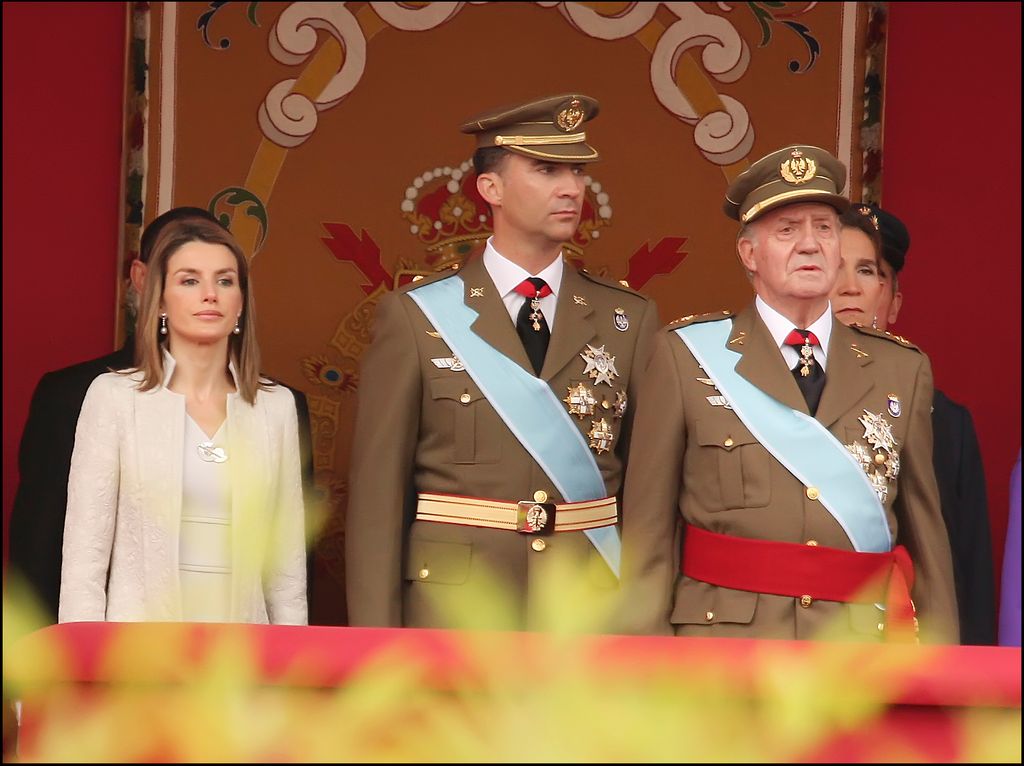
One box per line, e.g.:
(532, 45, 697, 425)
(59, 216, 307, 625)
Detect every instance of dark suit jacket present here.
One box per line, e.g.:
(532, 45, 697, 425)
(8, 341, 315, 622)
(932, 389, 996, 645)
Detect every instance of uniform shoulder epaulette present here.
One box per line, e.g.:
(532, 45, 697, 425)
(397, 263, 461, 294)
(666, 309, 733, 330)
(848, 323, 921, 351)
(577, 268, 649, 299)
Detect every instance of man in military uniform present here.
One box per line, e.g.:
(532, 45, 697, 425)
(346, 94, 658, 629)
(620, 146, 958, 642)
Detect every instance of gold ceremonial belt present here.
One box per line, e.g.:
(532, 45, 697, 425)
(415, 492, 617, 536)
(493, 132, 587, 147)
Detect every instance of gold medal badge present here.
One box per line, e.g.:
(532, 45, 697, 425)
(587, 418, 615, 455)
(563, 382, 597, 419)
(613, 391, 627, 419)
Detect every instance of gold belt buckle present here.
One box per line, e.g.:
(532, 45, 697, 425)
(516, 501, 556, 535)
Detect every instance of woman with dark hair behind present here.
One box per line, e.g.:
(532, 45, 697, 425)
(59, 217, 307, 624)
(830, 204, 886, 329)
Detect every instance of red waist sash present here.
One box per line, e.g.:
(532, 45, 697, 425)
(681, 525, 918, 641)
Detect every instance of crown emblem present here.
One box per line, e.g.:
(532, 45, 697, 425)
(857, 205, 880, 230)
(555, 98, 585, 132)
(400, 159, 613, 271)
(779, 148, 817, 185)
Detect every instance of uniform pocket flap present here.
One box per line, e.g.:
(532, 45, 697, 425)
(429, 377, 483, 403)
(670, 585, 759, 625)
(404, 539, 472, 585)
(696, 418, 757, 451)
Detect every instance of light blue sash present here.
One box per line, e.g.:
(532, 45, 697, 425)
(410, 276, 621, 576)
(675, 320, 891, 553)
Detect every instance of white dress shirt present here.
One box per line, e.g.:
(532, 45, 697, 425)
(755, 296, 833, 372)
(482, 237, 563, 331)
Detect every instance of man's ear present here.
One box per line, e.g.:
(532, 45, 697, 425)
(887, 290, 903, 325)
(737, 238, 757, 274)
(129, 259, 148, 293)
(476, 171, 502, 207)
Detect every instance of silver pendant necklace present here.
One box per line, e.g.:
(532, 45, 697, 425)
(197, 441, 228, 463)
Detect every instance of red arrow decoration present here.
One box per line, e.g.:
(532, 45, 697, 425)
(321, 223, 391, 295)
(624, 237, 688, 290)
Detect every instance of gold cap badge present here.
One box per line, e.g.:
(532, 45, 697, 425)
(779, 148, 817, 185)
(556, 98, 585, 132)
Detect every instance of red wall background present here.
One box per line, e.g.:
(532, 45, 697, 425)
(3, 2, 125, 563)
(3, 3, 1020, 605)
(883, 2, 1021, 593)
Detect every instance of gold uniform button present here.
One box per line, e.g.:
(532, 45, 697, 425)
(805, 487, 820, 501)
(805, 539, 818, 547)
(877, 623, 885, 633)
(531, 539, 547, 552)
(705, 611, 714, 622)
(800, 595, 813, 608)
(459, 393, 472, 404)
(723, 437, 734, 448)
(418, 568, 429, 580)
(534, 490, 548, 503)
(874, 453, 886, 465)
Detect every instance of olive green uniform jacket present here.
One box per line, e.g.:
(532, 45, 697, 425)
(620, 304, 958, 642)
(346, 254, 658, 629)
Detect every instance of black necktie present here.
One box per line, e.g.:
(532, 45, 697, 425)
(784, 329, 826, 416)
(515, 277, 551, 376)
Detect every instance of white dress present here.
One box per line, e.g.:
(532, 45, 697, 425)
(179, 415, 232, 621)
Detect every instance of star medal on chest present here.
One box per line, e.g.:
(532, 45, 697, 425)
(563, 382, 597, 418)
(846, 409, 901, 502)
(858, 409, 898, 454)
(587, 418, 615, 454)
(580, 344, 619, 387)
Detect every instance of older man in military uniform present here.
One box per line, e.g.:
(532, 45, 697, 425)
(346, 94, 658, 629)
(621, 145, 958, 642)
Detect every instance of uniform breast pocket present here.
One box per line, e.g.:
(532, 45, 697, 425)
(429, 377, 502, 464)
(695, 418, 771, 511)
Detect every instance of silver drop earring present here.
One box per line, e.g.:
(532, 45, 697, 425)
(871, 315, 878, 330)
(233, 316, 241, 335)
(160, 313, 168, 335)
